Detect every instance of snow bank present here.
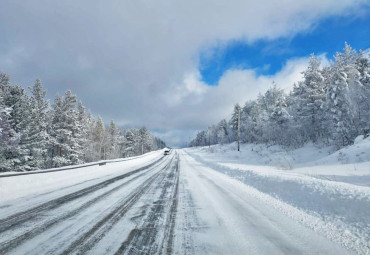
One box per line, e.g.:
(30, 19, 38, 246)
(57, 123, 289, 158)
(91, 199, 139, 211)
(307, 135, 370, 166)
(0, 150, 164, 205)
(0, 149, 164, 177)
(185, 141, 370, 254)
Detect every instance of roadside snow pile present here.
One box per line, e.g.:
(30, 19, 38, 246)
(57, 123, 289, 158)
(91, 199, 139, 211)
(192, 142, 334, 169)
(191, 137, 370, 174)
(185, 140, 370, 254)
(0, 150, 163, 177)
(307, 135, 370, 166)
(0, 150, 164, 205)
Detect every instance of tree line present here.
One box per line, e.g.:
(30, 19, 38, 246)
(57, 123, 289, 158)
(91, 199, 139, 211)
(0, 76, 166, 172)
(190, 43, 370, 149)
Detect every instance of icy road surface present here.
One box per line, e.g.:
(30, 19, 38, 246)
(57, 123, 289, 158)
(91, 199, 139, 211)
(0, 150, 353, 254)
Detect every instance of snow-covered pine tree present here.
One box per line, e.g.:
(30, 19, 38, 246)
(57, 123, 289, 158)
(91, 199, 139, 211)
(123, 129, 137, 157)
(82, 110, 97, 162)
(256, 84, 287, 144)
(268, 88, 291, 145)
(152, 137, 166, 150)
(217, 119, 229, 144)
(0, 73, 14, 171)
(106, 120, 122, 159)
(139, 126, 152, 154)
(294, 54, 326, 142)
(229, 104, 241, 142)
(208, 124, 218, 145)
(240, 101, 256, 143)
(93, 116, 105, 160)
(1, 81, 31, 171)
(191, 130, 207, 147)
(325, 43, 359, 146)
(50, 91, 82, 167)
(24, 79, 50, 169)
(353, 50, 370, 136)
(188, 45, 369, 150)
(76, 101, 88, 162)
(286, 86, 308, 146)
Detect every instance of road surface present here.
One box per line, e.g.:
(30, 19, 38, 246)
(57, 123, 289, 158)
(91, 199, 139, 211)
(0, 150, 351, 254)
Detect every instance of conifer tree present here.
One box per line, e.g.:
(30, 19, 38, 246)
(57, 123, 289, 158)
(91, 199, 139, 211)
(106, 120, 121, 159)
(0, 71, 163, 171)
(25, 79, 50, 169)
(294, 54, 326, 141)
(94, 116, 105, 160)
(217, 119, 229, 144)
(325, 44, 359, 146)
(229, 104, 241, 141)
(1, 83, 30, 170)
(0, 75, 14, 171)
(353, 51, 370, 135)
(123, 129, 137, 157)
(50, 91, 82, 167)
(139, 126, 152, 154)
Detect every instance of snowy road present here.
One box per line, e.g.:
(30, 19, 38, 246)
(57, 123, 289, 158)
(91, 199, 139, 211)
(0, 149, 355, 254)
(174, 150, 351, 255)
(0, 151, 179, 254)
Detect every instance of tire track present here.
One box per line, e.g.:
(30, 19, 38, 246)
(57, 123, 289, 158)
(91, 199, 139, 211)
(60, 155, 177, 255)
(0, 155, 164, 232)
(0, 156, 166, 254)
(159, 155, 180, 255)
(115, 153, 180, 255)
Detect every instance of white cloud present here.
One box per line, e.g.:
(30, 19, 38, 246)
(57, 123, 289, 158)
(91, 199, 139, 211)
(0, 0, 367, 146)
(170, 56, 313, 126)
(157, 54, 334, 147)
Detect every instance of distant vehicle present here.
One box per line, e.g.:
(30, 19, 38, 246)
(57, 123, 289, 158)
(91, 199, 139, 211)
(164, 149, 170, 155)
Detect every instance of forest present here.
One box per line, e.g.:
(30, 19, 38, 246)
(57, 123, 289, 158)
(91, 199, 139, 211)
(0, 76, 166, 172)
(190, 44, 370, 149)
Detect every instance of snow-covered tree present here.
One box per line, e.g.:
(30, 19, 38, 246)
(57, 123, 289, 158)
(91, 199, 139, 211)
(353, 51, 370, 136)
(1, 83, 31, 170)
(0, 71, 164, 171)
(217, 119, 229, 144)
(139, 126, 152, 154)
(106, 120, 122, 159)
(24, 79, 50, 169)
(82, 110, 97, 162)
(123, 129, 137, 157)
(229, 104, 241, 141)
(325, 43, 360, 146)
(255, 84, 287, 143)
(93, 116, 105, 160)
(50, 91, 82, 167)
(189, 130, 207, 147)
(152, 137, 166, 150)
(292, 54, 326, 142)
(0, 74, 14, 171)
(76, 101, 88, 161)
(188, 44, 369, 150)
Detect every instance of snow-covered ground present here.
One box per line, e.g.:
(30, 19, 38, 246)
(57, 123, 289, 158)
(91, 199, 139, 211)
(0, 149, 177, 254)
(1, 142, 369, 254)
(0, 150, 164, 205)
(185, 137, 370, 254)
(175, 151, 352, 254)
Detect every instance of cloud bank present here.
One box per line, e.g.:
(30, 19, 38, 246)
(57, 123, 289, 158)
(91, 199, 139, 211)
(0, 0, 368, 146)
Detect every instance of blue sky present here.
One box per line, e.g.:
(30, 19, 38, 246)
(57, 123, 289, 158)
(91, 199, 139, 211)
(199, 13, 370, 85)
